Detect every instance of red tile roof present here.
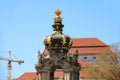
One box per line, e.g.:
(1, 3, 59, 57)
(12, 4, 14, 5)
(17, 72, 37, 80)
(43, 38, 108, 55)
(72, 38, 107, 47)
(78, 60, 91, 68)
(17, 71, 87, 80)
(16, 71, 64, 80)
(69, 47, 107, 55)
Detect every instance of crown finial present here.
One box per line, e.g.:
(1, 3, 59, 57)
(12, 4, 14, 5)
(54, 9, 61, 17)
(54, 9, 62, 23)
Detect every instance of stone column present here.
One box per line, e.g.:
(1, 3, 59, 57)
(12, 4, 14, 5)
(70, 71, 79, 80)
(41, 71, 50, 80)
(63, 71, 79, 80)
(38, 73, 42, 80)
(50, 71, 54, 80)
(63, 71, 70, 80)
(70, 72, 74, 80)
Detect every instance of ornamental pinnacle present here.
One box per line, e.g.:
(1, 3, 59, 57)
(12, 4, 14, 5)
(54, 9, 62, 23)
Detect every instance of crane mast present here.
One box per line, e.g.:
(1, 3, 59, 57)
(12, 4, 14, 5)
(0, 51, 24, 80)
(8, 51, 11, 80)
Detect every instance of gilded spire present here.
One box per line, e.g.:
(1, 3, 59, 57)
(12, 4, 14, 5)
(54, 9, 62, 23)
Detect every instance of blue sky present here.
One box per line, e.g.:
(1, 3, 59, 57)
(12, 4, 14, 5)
(0, 0, 120, 79)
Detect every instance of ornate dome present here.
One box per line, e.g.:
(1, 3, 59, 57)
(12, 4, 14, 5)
(44, 9, 73, 50)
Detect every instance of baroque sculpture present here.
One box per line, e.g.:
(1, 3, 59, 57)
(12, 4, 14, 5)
(35, 9, 80, 80)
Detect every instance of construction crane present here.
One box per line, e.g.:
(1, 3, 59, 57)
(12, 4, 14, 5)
(0, 51, 24, 80)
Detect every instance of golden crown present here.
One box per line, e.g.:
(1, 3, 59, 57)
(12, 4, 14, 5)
(54, 9, 62, 23)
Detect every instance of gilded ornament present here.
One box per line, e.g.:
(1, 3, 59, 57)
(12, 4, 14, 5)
(54, 9, 62, 23)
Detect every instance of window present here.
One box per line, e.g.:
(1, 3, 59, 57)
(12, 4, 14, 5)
(93, 57, 96, 59)
(84, 57, 87, 59)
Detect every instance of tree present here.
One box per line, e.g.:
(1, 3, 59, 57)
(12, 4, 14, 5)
(86, 43, 120, 80)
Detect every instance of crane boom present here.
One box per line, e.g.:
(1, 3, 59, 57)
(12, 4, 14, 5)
(0, 51, 24, 80)
(0, 57, 24, 64)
